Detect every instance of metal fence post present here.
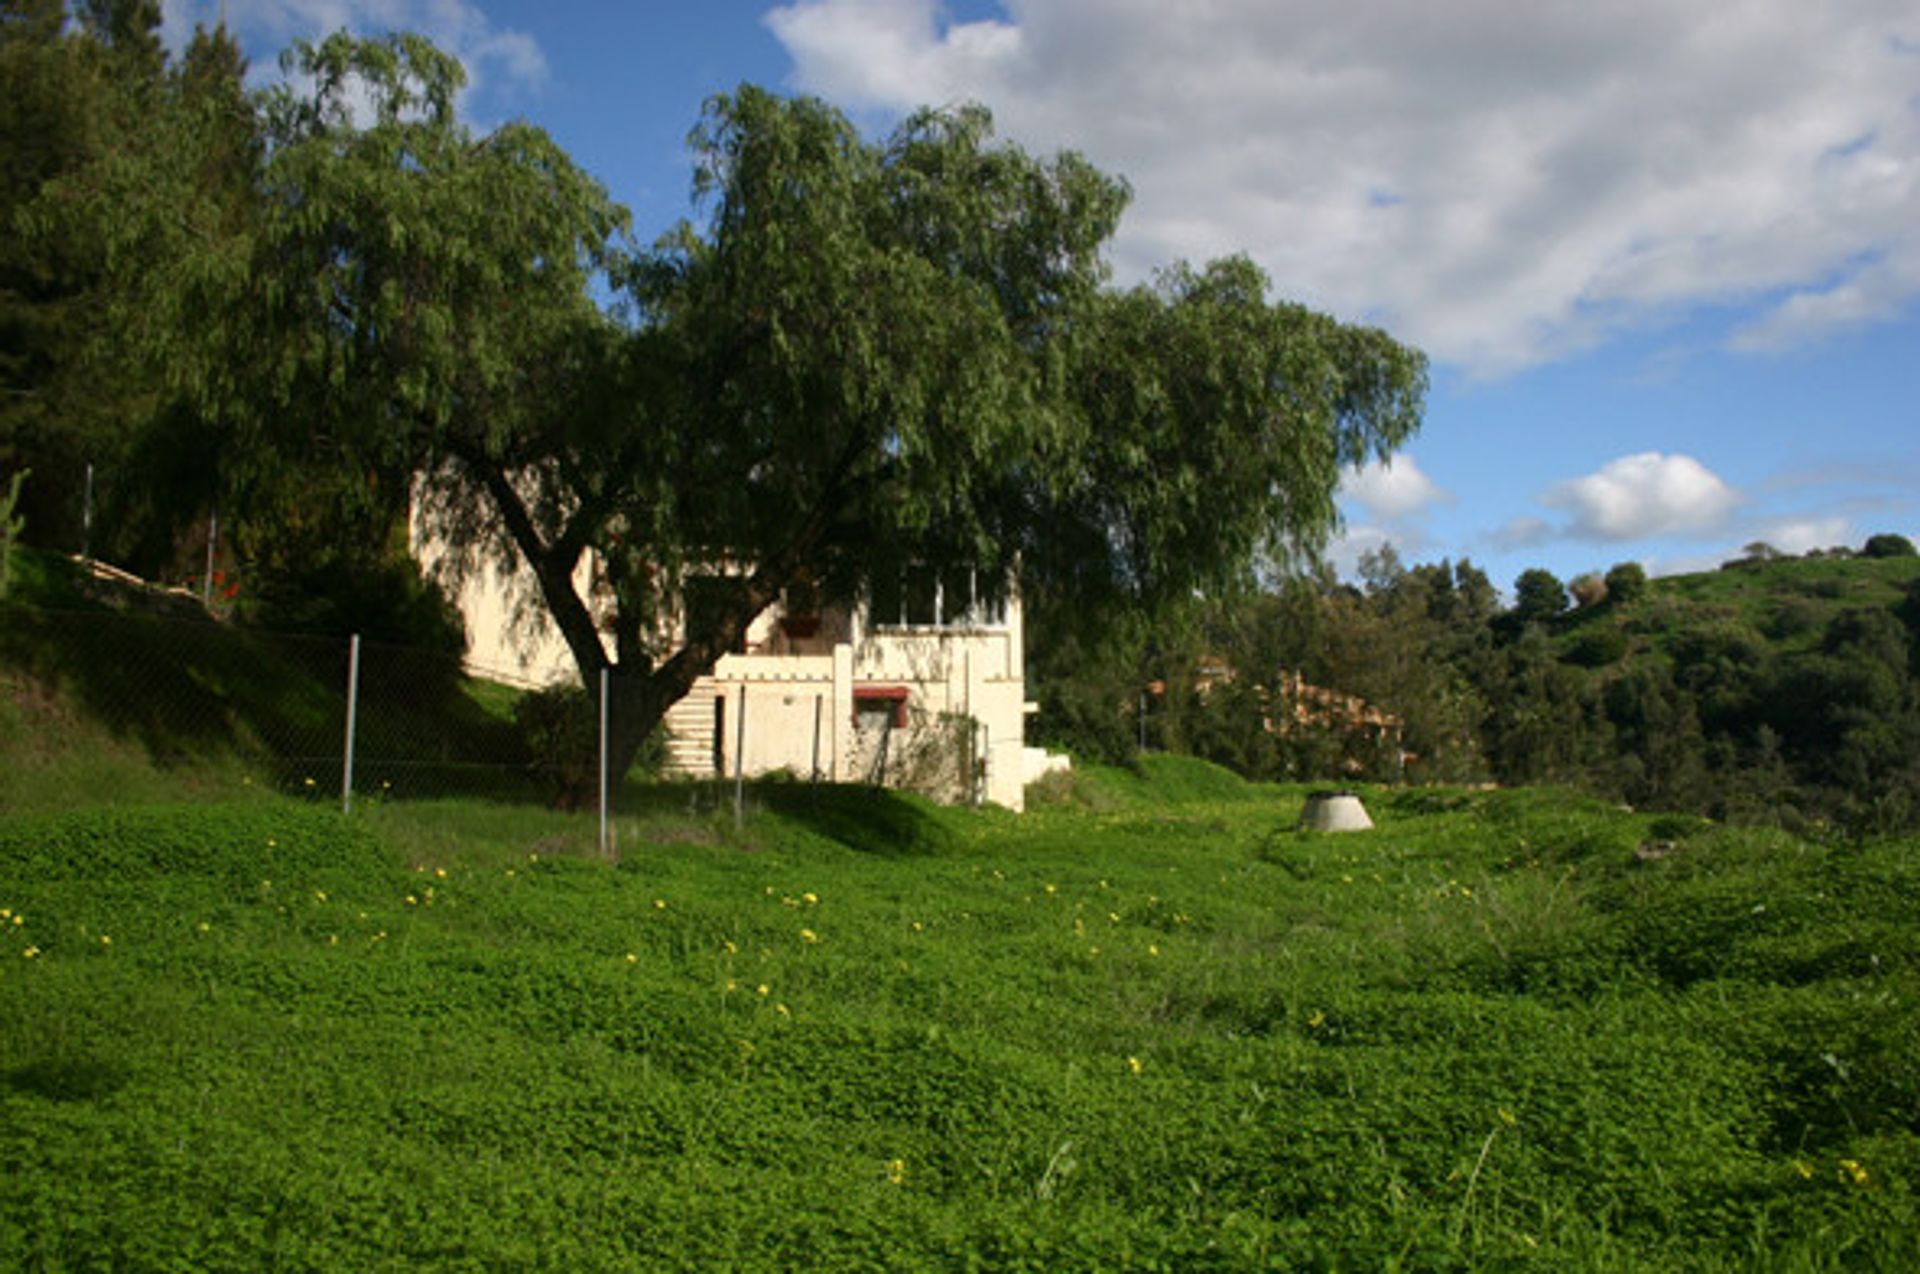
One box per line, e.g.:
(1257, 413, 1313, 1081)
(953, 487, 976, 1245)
(202, 509, 218, 609)
(341, 633, 361, 814)
(598, 667, 610, 854)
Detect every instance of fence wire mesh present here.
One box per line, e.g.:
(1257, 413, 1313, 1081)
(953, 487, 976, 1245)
(1, 602, 609, 810)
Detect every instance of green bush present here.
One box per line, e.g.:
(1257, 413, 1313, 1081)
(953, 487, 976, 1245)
(512, 682, 598, 808)
(1862, 533, 1916, 559)
(1563, 624, 1628, 667)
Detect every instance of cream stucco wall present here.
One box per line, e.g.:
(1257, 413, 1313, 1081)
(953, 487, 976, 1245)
(413, 500, 1065, 809)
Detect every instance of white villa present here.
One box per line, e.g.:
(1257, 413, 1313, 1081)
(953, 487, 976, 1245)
(432, 547, 1067, 811)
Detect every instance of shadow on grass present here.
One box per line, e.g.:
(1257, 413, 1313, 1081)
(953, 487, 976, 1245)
(616, 777, 959, 857)
(6, 1056, 130, 1104)
(1, 601, 528, 795)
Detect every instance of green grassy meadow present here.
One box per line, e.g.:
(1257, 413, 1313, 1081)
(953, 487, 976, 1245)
(3, 761, 1916, 1269)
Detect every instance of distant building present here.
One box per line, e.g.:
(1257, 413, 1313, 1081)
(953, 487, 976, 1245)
(416, 517, 1067, 809)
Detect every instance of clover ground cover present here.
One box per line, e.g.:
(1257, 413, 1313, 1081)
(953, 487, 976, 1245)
(2, 766, 1915, 1268)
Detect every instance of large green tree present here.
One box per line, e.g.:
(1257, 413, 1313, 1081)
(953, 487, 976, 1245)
(103, 34, 1425, 786)
(0, 0, 169, 550)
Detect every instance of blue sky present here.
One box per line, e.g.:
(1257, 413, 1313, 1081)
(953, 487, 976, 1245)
(165, 1, 1920, 594)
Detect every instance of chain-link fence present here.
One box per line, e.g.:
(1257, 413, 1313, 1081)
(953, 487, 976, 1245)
(0, 600, 626, 825)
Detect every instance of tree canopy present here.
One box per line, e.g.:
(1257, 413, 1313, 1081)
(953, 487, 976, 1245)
(57, 32, 1427, 780)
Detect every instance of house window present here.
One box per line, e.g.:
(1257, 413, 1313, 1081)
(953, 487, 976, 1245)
(854, 685, 911, 728)
(869, 567, 1007, 629)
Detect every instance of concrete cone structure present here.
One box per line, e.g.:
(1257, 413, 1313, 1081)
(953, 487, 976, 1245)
(1300, 791, 1374, 832)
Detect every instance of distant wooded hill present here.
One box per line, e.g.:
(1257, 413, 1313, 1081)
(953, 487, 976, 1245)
(1032, 544, 1920, 834)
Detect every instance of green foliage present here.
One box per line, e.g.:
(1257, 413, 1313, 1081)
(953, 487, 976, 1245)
(1562, 622, 1627, 668)
(512, 682, 598, 809)
(1045, 548, 1920, 832)
(239, 546, 466, 655)
(0, 467, 25, 596)
(0, 801, 395, 887)
(0, 589, 528, 813)
(61, 30, 1422, 785)
(1862, 532, 1916, 559)
(1512, 567, 1569, 626)
(1603, 560, 1648, 606)
(2, 778, 1915, 1267)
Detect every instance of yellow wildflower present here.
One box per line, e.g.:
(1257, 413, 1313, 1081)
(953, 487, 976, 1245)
(405, 895, 417, 906)
(802, 891, 818, 905)
(196, 921, 210, 933)
(1044, 883, 1057, 894)
(654, 899, 667, 910)
(723, 940, 739, 954)
(1306, 1010, 1326, 1029)
(99, 935, 111, 947)
(799, 928, 819, 944)
(1127, 1056, 1143, 1075)
(1793, 1159, 1814, 1179)
(756, 983, 770, 997)
(22, 946, 40, 959)
(625, 952, 638, 964)
(1840, 1159, 1869, 1186)
(1147, 944, 1159, 957)
(887, 1159, 906, 1185)
(775, 1003, 791, 1018)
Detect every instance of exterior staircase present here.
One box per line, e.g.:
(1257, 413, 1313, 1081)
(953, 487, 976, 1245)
(661, 681, 719, 777)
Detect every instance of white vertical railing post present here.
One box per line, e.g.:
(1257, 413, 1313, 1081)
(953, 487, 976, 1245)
(598, 667, 610, 854)
(341, 634, 361, 814)
(811, 693, 823, 783)
(733, 684, 747, 825)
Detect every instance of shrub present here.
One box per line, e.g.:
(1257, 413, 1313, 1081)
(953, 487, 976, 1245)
(1564, 625, 1627, 668)
(513, 683, 598, 808)
(1862, 532, 1916, 558)
(1513, 568, 1568, 624)
(1603, 561, 1648, 606)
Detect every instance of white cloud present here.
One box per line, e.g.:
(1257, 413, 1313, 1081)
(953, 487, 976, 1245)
(1752, 515, 1855, 555)
(161, 0, 547, 111)
(1490, 516, 1554, 551)
(1323, 522, 1396, 582)
(1339, 455, 1448, 522)
(768, 0, 1920, 374)
(1543, 452, 1741, 542)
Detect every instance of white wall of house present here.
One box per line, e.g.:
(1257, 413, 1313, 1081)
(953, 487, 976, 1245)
(415, 513, 1065, 809)
(679, 586, 1048, 810)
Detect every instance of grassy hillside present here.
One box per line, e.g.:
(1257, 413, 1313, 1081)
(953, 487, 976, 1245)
(4, 770, 1916, 1269)
(2, 548, 531, 815)
(1559, 552, 1920, 667)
